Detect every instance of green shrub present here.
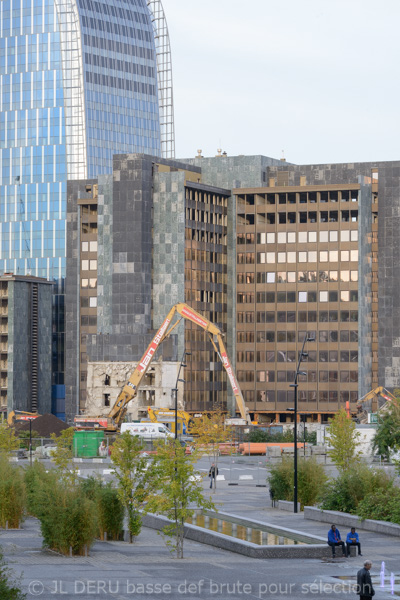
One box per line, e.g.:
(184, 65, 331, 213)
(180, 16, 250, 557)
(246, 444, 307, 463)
(319, 463, 393, 514)
(80, 476, 124, 541)
(0, 547, 26, 600)
(31, 474, 97, 555)
(357, 488, 400, 524)
(268, 457, 327, 509)
(247, 429, 316, 444)
(0, 454, 25, 528)
(24, 462, 49, 517)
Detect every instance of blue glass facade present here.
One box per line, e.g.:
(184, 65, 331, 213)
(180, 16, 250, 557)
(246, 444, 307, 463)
(0, 0, 162, 412)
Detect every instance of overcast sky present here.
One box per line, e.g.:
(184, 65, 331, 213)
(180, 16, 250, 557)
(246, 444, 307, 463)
(160, 0, 400, 165)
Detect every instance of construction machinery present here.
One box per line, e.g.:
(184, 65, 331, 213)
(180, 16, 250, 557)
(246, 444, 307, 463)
(356, 387, 397, 423)
(145, 406, 199, 436)
(7, 410, 40, 426)
(75, 302, 251, 432)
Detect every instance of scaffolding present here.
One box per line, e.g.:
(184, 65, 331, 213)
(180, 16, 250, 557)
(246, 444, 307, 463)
(147, 1, 175, 159)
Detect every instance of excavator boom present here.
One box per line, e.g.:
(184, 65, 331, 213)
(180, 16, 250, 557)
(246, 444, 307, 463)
(77, 303, 251, 430)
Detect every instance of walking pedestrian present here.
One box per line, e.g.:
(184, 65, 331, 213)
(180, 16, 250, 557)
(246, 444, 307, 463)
(209, 463, 218, 489)
(357, 560, 375, 599)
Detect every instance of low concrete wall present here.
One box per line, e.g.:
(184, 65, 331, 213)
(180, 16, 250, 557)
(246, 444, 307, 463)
(304, 507, 400, 537)
(142, 512, 331, 559)
(278, 500, 301, 513)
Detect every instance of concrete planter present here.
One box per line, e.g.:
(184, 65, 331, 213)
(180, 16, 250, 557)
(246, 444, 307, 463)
(304, 506, 400, 537)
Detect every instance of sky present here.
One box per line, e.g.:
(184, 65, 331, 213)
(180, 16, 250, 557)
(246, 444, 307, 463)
(160, 0, 400, 165)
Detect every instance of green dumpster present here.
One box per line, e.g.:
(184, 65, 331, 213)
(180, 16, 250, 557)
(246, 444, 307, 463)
(73, 430, 105, 458)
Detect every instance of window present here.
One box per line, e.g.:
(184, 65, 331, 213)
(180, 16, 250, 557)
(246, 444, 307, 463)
(340, 330, 349, 342)
(81, 260, 89, 271)
(329, 311, 338, 322)
(82, 241, 89, 252)
(340, 351, 349, 362)
(319, 351, 328, 362)
(308, 291, 317, 302)
(319, 371, 328, 382)
(298, 232, 307, 243)
(341, 250, 349, 261)
(298, 291, 307, 303)
(329, 331, 338, 342)
(341, 291, 350, 302)
(320, 251, 328, 262)
(351, 230, 358, 241)
(350, 250, 358, 262)
(329, 250, 338, 262)
(288, 232, 296, 243)
(89, 241, 98, 252)
(287, 252, 296, 263)
(340, 271, 350, 282)
(81, 278, 88, 288)
(278, 232, 286, 243)
(267, 233, 275, 244)
(277, 272, 286, 283)
(350, 271, 358, 282)
(267, 252, 275, 263)
(267, 272, 276, 283)
(329, 271, 338, 282)
(278, 252, 286, 263)
(308, 251, 317, 262)
(329, 231, 338, 242)
(299, 252, 307, 262)
(320, 231, 328, 242)
(329, 291, 338, 302)
(329, 351, 338, 362)
(287, 272, 296, 282)
(320, 291, 328, 302)
(309, 232, 317, 242)
(319, 271, 328, 282)
(89, 297, 97, 308)
(89, 259, 97, 270)
(340, 230, 350, 242)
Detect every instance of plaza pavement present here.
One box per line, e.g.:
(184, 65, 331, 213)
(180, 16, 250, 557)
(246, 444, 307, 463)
(2, 476, 399, 600)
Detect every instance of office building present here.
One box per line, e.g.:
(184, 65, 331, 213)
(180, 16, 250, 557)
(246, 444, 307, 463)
(0, 0, 174, 416)
(0, 273, 52, 416)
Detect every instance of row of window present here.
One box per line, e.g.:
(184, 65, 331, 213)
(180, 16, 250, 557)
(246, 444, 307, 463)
(237, 350, 358, 365)
(238, 190, 358, 206)
(240, 369, 358, 382)
(238, 310, 358, 323)
(247, 390, 359, 403)
(238, 250, 359, 264)
(238, 329, 358, 344)
(82, 241, 97, 252)
(81, 259, 97, 271)
(81, 278, 97, 289)
(238, 290, 358, 304)
(238, 230, 358, 245)
(238, 270, 359, 284)
(238, 210, 358, 226)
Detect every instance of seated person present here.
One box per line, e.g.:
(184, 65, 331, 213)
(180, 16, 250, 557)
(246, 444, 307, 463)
(346, 527, 362, 556)
(327, 524, 347, 557)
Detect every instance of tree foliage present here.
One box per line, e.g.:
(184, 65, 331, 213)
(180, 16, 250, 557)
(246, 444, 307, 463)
(190, 409, 232, 491)
(267, 457, 327, 509)
(326, 408, 361, 471)
(373, 396, 400, 460)
(0, 422, 20, 454)
(147, 439, 215, 558)
(111, 432, 156, 542)
(319, 463, 393, 514)
(80, 476, 124, 541)
(50, 427, 77, 484)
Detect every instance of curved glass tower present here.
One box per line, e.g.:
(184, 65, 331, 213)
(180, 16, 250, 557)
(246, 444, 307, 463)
(0, 0, 171, 413)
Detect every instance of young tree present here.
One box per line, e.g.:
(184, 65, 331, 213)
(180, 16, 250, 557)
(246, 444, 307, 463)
(373, 397, 400, 461)
(147, 439, 215, 558)
(0, 421, 20, 455)
(110, 432, 155, 543)
(190, 409, 232, 491)
(50, 427, 77, 484)
(326, 408, 361, 471)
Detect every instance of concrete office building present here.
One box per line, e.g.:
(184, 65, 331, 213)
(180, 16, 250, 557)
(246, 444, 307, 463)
(0, 273, 52, 417)
(0, 0, 174, 416)
(65, 151, 400, 424)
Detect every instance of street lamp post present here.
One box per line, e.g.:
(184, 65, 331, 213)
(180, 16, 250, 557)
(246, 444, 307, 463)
(174, 350, 191, 440)
(289, 334, 314, 513)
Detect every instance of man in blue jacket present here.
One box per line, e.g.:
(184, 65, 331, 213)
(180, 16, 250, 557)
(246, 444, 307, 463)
(328, 524, 347, 557)
(346, 527, 362, 556)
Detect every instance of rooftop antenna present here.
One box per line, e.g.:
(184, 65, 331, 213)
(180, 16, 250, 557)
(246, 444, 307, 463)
(280, 150, 286, 162)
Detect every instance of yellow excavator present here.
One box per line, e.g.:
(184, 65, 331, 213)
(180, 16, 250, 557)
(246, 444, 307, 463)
(145, 406, 200, 436)
(356, 386, 397, 423)
(75, 302, 251, 432)
(7, 410, 40, 426)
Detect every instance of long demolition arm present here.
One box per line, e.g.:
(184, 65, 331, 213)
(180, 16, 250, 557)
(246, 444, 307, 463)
(107, 303, 251, 427)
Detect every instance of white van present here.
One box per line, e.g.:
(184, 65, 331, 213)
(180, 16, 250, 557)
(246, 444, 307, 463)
(120, 422, 173, 440)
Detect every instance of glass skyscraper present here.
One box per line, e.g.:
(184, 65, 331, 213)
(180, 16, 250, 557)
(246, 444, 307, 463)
(0, 0, 170, 414)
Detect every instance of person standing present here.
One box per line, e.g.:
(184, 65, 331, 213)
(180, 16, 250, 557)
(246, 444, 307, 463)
(327, 524, 347, 558)
(209, 463, 218, 489)
(357, 560, 375, 599)
(346, 527, 362, 556)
